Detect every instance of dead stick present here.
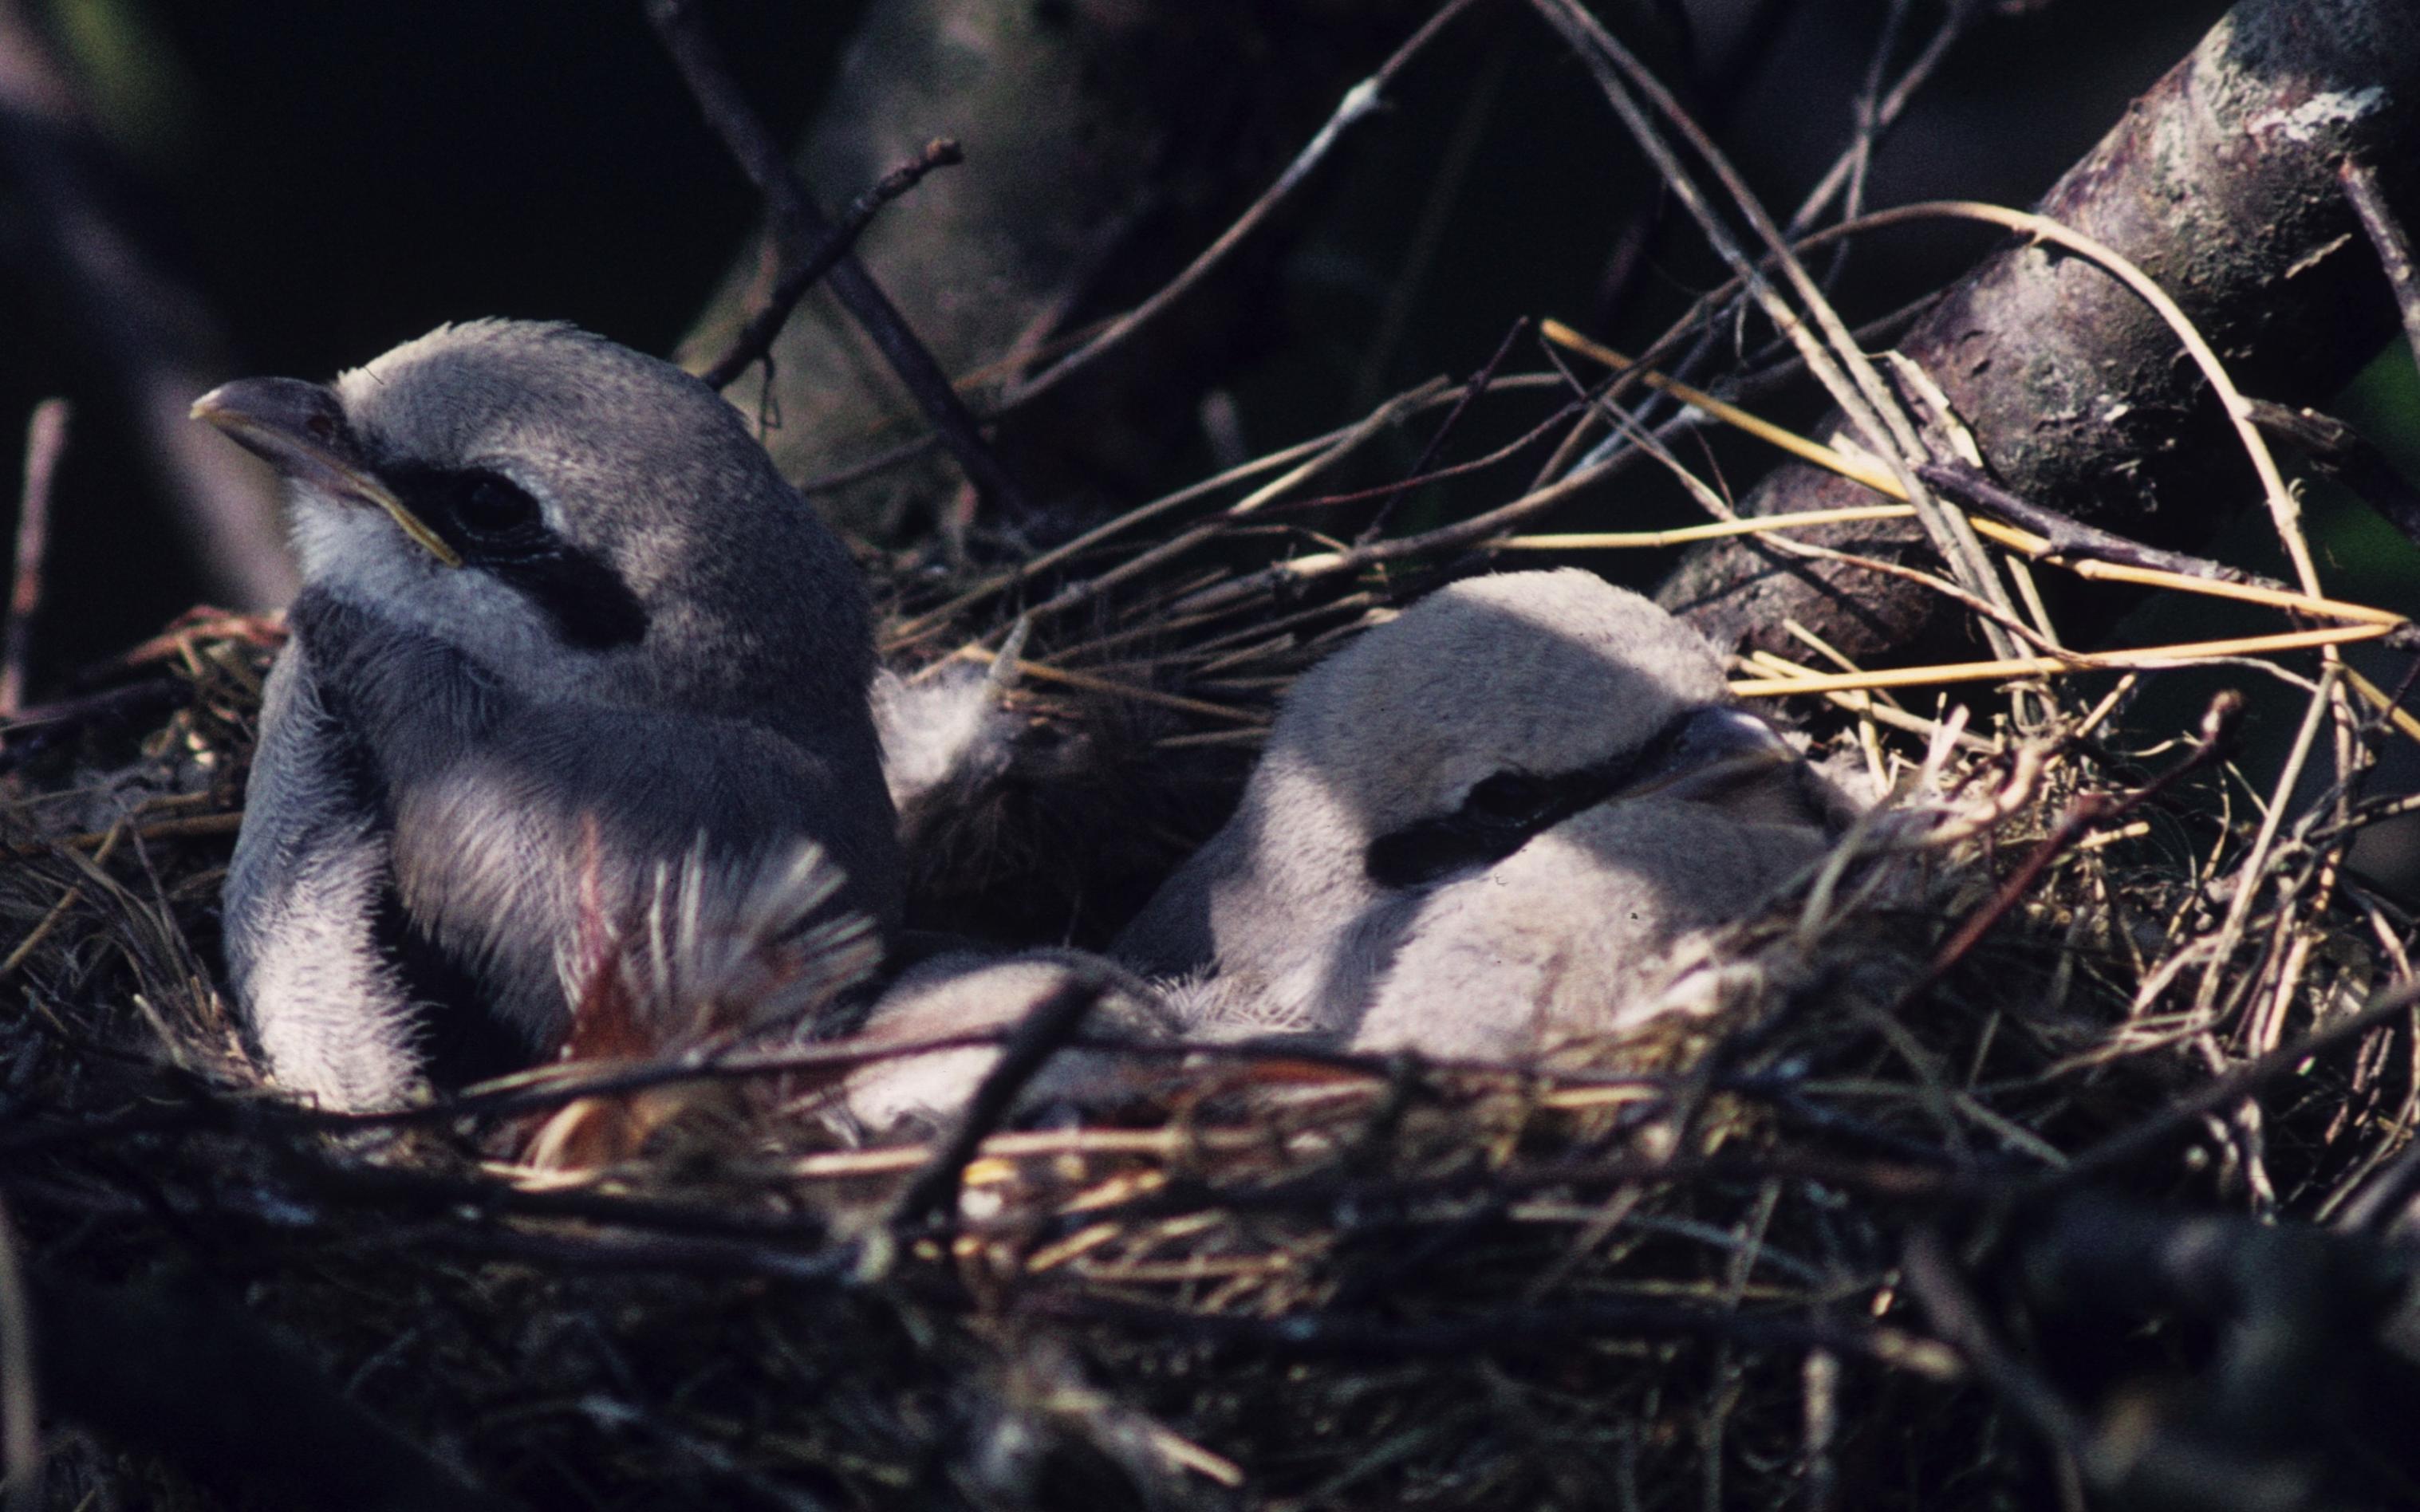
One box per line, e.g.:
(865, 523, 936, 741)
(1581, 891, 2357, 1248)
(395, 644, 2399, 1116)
(2341, 156, 2420, 375)
(1008, 0, 1495, 408)
(2, 400, 66, 719)
(1916, 460, 2268, 589)
(2032, 971, 2420, 1199)
(1358, 316, 1531, 542)
(886, 972, 1112, 1234)
(700, 137, 963, 390)
(641, 0, 1027, 518)
(2245, 396, 2420, 553)
(1900, 1227, 2091, 1451)
(1918, 691, 2241, 986)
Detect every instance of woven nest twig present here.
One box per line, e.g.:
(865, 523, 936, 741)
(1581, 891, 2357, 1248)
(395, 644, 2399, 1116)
(6, 425, 2418, 1509)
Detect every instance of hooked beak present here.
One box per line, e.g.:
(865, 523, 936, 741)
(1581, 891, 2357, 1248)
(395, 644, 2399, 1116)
(1622, 706, 1799, 805)
(191, 377, 462, 568)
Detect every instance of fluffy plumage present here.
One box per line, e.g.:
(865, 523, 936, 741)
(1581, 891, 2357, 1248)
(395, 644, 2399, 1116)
(1119, 569, 1835, 1052)
(210, 321, 900, 1109)
(836, 950, 1177, 1139)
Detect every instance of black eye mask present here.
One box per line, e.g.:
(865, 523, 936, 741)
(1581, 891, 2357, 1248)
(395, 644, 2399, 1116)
(1363, 705, 1792, 889)
(384, 463, 650, 652)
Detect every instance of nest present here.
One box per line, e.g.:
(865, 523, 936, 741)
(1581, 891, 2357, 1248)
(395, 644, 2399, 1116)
(8, 383, 2420, 1512)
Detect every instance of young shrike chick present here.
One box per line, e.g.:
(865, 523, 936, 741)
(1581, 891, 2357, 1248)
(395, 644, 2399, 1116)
(199, 321, 900, 1111)
(1116, 569, 1835, 1053)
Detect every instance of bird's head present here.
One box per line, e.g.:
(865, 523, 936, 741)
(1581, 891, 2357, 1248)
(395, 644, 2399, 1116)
(194, 320, 872, 727)
(1256, 569, 1812, 889)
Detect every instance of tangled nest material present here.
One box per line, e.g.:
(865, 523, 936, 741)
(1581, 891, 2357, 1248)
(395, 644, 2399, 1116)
(7, 439, 2420, 1510)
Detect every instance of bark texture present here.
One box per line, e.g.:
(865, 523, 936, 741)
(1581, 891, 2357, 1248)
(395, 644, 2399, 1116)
(1655, 0, 2420, 658)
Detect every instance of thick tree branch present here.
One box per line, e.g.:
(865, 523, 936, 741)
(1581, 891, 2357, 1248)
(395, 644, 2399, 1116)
(1656, 0, 2420, 659)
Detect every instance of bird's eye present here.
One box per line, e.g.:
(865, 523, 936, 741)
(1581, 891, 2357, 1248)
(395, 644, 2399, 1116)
(1466, 772, 1551, 826)
(453, 474, 542, 538)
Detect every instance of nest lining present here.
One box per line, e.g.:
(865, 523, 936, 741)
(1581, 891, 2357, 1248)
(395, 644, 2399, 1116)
(5, 526, 2414, 1512)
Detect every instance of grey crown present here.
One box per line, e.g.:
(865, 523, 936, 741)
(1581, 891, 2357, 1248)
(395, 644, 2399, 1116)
(205, 320, 901, 1110)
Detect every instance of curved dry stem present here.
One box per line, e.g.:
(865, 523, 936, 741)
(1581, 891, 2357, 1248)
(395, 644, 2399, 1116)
(1530, 0, 2024, 660)
(1853, 200, 2323, 600)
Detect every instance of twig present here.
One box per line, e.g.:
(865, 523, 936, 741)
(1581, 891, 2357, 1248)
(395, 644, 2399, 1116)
(1900, 1228, 2091, 1454)
(941, 647, 1270, 726)
(1026, 379, 1449, 627)
(2340, 156, 2420, 380)
(2192, 664, 2345, 1026)
(2245, 398, 2420, 551)
(1915, 461, 2263, 589)
(2, 400, 66, 719)
(640, 0, 1027, 518)
(1542, 325, 2403, 628)
(1725, 624, 2394, 698)
(1007, 0, 1494, 408)
(882, 374, 1530, 647)
(7, 810, 242, 856)
(699, 137, 964, 390)
(0, 677, 190, 776)
(2031, 971, 2420, 1197)
(1918, 692, 2242, 986)
(1500, 503, 1913, 550)
(1281, 392, 1584, 518)
(1165, 443, 1644, 620)
(1783, 0, 1973, 237)
(1358, 317, 1531, 542)
(1531, 0, 2026, 660)
(885, 971, 1112, 1235)
(1834, 200, 2326, 601)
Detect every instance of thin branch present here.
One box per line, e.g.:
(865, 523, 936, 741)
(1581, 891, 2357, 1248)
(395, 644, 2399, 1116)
(1531, 0, 2027, 660)
(2339, 156, 2420, 377)
(2, 400, 67, 719)
(1900, 1228, 2092, 1455)
(1725, 624, 2392, 699)
(885, 971, 1112, 1235)
(0, 677, 189, 776)
(2031, 971, 2420, 1198)
(2246, 398, 2420, 552)
(641, 0, 1027, 518)
(1917, 691, 2241, 986)
(1915, 461, 2276, 593)
(1878, 202, 2326, 600)
(1783, 0, 1974, 237)
(1007, 0, 1494, 409)
(1022, 1289, 1961, 1378)
(1163, 431, 1645, 622)
(1358, 316, 1531, 541)
(700, 137, 964, 390)
(1023, 379, 1450, 627)
(1543, 325, 2404, 631)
